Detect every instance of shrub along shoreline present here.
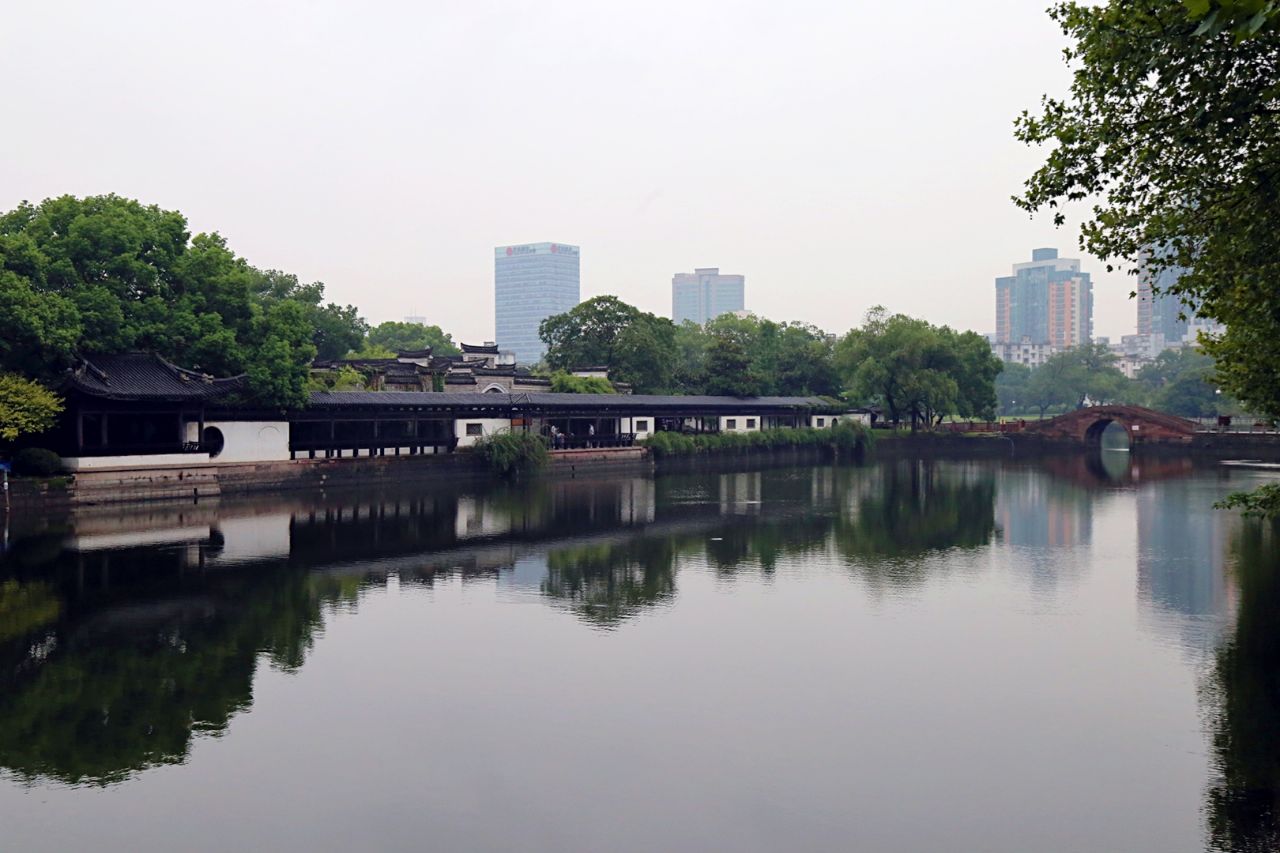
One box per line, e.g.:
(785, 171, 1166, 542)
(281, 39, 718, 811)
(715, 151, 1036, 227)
(472, 424, 872, 475)
(641, 423, 872, 459)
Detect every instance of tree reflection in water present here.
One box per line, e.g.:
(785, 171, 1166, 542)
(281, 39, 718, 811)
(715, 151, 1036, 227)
(0, 544, 352, 787)
(1205, 520, 1280, 852)
(10, 458, 1239, 796)
(831, 461, 997, 589)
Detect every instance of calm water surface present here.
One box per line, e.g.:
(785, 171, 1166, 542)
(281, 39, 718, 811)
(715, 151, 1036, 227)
(1, 456, 1277, 852)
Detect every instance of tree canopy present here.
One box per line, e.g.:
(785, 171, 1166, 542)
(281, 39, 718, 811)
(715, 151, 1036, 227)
(835, 308, 1001, 427)
(549, 371, 615, 394)
(539, 299, 841, 398)
(1015, 1, 1280, 420)
(0, 195, 366, 408)
(0, 375, 63, 442)
(539, 296, 677, 393)
(363, 321, 459, 356)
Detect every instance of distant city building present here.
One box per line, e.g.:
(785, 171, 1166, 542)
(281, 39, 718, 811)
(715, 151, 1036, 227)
(1117, 332, 1168, 363)
(1136, 251, 1227, 345)
(991, 337, 1059, 369)
(1137, 250, 1191, 344)
(494, 242, 581, 364)
(1113, 353, 1148, 380)
(995, 248, 1093, 348)
(1186, 314, 1226, 341)
(672, 268, 745, 326)
(404, 315, 427, 325)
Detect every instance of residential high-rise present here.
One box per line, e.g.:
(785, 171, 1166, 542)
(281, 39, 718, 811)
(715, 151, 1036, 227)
(994, 248, 1093, 347)
(1137, 250, 1194, 344)
(672, 268, 745, 326)
(494, 242, 580, 364)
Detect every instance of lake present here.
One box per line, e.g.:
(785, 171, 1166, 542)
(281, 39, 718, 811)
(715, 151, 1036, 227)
(1, 456, 1277, 852)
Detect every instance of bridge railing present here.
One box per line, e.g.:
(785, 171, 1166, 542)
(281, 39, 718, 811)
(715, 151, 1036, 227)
(937, 421, 1028, 434)
(1192, 422, 1280, 435)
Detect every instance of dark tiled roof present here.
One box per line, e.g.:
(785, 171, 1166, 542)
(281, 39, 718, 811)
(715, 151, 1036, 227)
(396, 348, 433, 359)
(512, 393, 833, 411)
(65, 353, 246, 402)
(444, 374, 477, 385)
(461, 343, 500, 354)
(307, 392, 513, 408)
(305, 390, 837, 412)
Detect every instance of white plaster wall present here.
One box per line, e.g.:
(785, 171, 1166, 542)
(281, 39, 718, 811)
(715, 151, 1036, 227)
(810, 413, 871, 428)
(206, 421, 291, 463)
(621, 416, 654, 439)
(719, 415, 761, 433)
(63, 452, 213, 471)
(455, 418, 512, 448)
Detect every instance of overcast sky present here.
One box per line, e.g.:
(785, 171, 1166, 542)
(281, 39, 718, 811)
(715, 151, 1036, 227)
(0, 1, 1139, 343)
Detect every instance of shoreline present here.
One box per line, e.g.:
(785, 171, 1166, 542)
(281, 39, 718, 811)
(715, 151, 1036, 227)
(6, 430, 1280, 511)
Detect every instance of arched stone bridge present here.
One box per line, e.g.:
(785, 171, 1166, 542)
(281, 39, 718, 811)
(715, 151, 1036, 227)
(1020, 405, 1198, 446)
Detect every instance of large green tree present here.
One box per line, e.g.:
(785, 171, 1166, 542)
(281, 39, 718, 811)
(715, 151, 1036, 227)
(1015, 1, 1280, 421)
(995, 361, 1032, 417)
(703, 314, 840, 397)
(704, 332, 763, 397)
(671, 321, 710, 394)
(0, 195, 362, 408)
(1021, 344, 1133, 418)
(539, 296, 676, 393)
(836, 309, 1002, 427)
(253, 270, 367, 361)
(364, 320, 459, 356)
(1136, 347, 1231, 417)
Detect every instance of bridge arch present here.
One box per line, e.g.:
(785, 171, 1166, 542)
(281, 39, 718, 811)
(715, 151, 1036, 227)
(1083, 417, 1126, 447)
(1023, 405, 1197, 446)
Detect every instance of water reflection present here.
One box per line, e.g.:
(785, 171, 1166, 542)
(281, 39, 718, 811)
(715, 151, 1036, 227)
(1205, 521, 1280, 852)
(0, 550, 341, 786)
(0, 463, 1002, 786)
(1137, 479, 1237, 653)
(0, 453, 1270, 853)
(831, 461, 997, 591)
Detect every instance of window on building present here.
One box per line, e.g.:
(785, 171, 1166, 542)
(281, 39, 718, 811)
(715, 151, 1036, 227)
(726, 419, 737, 430)
(465, 423, 483, 436)
(816, 417, 826, 427)
(746, 419, 757, 429)
(635, 420, 649, 432)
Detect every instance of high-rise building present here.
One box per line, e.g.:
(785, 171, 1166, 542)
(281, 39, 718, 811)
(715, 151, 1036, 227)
(994, 248, 1093, 347)
(494, 242, 580, 364)
(672, 268, 745, 326)
(1136, 252, 1228, 345)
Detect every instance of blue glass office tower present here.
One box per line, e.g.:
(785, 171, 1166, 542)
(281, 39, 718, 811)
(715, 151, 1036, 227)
(494, 242, 580, 364)
(671, 268, 745, 326)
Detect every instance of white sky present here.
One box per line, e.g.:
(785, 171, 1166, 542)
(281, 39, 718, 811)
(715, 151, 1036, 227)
(0, 0, 1139, 344)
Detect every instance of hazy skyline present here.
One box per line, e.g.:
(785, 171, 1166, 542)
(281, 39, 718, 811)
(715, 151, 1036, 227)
(1, 1, 1139, 344)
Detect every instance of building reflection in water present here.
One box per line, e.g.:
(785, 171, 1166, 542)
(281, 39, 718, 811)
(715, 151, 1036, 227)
(0, 453, 1271, 848)
(1136, 478, 1237, 654)
(0, 463, 1004, 787)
